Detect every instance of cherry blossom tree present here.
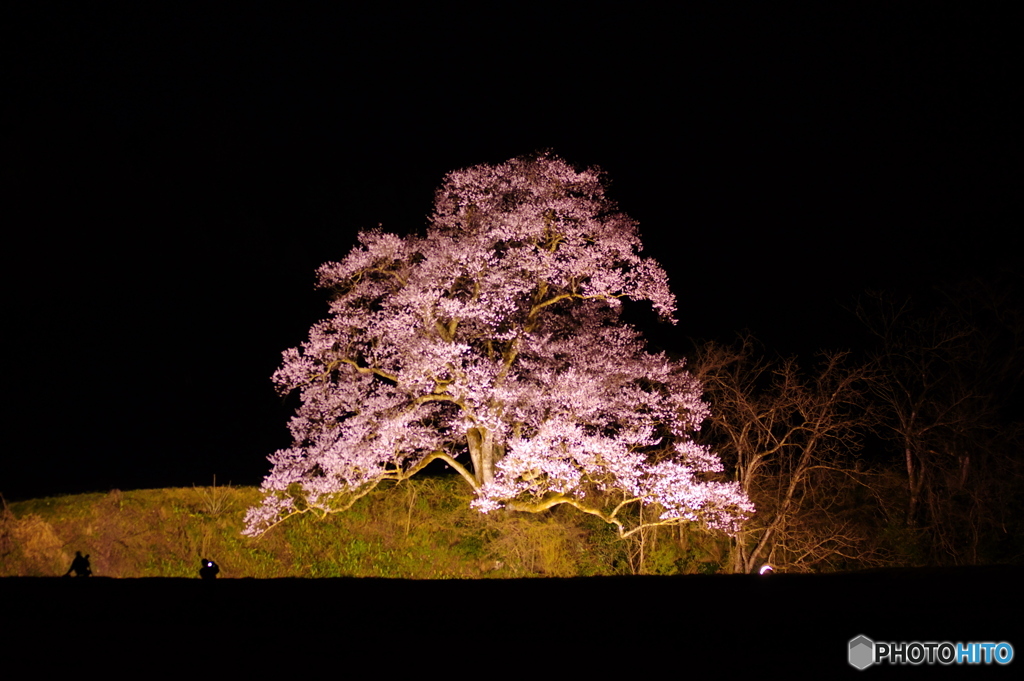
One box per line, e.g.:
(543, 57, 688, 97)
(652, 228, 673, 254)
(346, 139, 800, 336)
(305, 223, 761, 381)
(244, 154, 753, 537)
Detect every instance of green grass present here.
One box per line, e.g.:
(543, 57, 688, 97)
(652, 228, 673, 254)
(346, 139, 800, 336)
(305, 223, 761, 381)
(0, 477, 730, 578)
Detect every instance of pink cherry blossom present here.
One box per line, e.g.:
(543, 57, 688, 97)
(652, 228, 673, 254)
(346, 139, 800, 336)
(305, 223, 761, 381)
(244, 153, 753, 537)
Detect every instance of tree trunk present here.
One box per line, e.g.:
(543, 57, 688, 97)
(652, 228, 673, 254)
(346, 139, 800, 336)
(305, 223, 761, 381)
(466, 427, 502, 486)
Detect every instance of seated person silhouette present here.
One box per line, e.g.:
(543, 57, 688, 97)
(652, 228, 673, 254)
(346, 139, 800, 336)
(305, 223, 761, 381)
(64, 551, 92, 577)
(199, 558, 220, 580)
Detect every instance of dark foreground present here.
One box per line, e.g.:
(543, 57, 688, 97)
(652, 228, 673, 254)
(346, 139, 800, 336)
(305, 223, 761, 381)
(3, 567, 1020, 675)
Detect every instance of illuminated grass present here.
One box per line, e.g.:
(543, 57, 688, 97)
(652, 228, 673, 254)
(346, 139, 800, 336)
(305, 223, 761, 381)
(1, 478, 726, 578)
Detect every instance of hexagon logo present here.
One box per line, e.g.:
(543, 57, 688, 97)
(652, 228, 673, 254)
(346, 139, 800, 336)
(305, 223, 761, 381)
(849, 635, 874, 670)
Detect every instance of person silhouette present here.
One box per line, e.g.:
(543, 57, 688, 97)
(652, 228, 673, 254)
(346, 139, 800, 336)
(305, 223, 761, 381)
(199, 558, 220, 580)
(64, 551, 92, 577)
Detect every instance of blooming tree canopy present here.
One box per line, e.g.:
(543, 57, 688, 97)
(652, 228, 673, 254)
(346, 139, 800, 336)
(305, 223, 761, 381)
(244, 154, 753, 537)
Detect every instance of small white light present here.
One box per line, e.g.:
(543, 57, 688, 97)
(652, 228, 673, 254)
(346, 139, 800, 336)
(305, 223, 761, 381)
(759, 564, 774, 575)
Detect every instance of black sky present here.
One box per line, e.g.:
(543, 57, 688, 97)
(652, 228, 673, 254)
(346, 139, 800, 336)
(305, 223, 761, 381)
(4, 6, 1017, 500)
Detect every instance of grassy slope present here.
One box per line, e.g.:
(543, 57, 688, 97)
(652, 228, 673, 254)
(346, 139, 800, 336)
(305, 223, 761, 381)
(1, 476, 729, 578)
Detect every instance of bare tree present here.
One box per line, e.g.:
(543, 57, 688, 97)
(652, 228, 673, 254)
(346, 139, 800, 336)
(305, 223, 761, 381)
(857, 281, 1024, 564)
(690, 338, 881, 573)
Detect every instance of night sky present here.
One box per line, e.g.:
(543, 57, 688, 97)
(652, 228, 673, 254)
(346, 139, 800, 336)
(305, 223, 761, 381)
(4, 6, 1016, 501)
